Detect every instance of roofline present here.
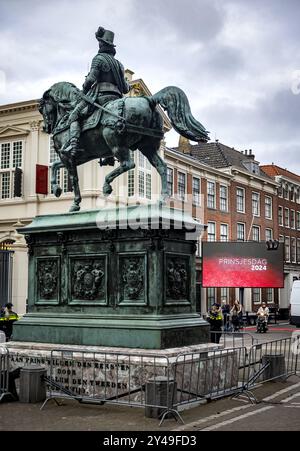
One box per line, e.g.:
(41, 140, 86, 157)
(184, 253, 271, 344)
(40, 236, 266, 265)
(165, 147, 233, 179)
(230, 165, 279, 187)
(261, 164, 300, 185)
(0, 99, 40, 116)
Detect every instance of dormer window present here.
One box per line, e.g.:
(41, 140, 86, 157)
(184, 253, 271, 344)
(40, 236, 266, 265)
(242, 159, 260, 175)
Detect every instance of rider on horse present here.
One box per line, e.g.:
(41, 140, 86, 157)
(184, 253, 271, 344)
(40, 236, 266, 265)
(66, 27, 131, 161)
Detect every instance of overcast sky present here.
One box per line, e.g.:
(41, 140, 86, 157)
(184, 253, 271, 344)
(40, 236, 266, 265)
(1, 0, 300, 172)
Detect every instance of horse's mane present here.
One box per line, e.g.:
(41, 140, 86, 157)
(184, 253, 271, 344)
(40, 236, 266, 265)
(45, 82, 80, 104)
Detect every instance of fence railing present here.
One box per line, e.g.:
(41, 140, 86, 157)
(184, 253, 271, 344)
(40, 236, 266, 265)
(0, 346, 10, 402)
(173, 346, 248, 406)
(41, 349, 183, 424)
(4, 334, 300, 425)
(248, 336, 299, 385)
(210, 331, 258, 349)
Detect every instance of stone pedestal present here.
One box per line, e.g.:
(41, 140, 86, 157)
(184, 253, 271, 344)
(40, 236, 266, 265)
(14, 205, 209, 349)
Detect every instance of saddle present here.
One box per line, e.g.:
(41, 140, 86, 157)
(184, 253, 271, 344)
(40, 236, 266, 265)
(54, 95, 118, 137)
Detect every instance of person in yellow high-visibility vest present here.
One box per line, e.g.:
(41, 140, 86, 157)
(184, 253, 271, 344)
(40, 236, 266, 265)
(1, 303, 19, 341)
(209, 303, 223, 344)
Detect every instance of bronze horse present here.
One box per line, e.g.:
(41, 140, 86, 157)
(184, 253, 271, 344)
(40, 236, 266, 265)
(39, 82, 209, 212)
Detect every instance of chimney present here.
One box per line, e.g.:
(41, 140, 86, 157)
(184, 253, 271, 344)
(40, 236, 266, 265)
(178, 136, 192, 154)
(248, 149, 255, 160)
(245, 150, 248, 156)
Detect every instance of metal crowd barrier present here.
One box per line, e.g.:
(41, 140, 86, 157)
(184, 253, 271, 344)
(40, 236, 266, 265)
(248, 336, 299, 384)
(172, 347, 248, 408)
(0, 346, 10, 402)
(32, 334, 300, 423)
(210, 331, 258, 349)
(41, 349, 183, 425)
(232, 334, 300, 403)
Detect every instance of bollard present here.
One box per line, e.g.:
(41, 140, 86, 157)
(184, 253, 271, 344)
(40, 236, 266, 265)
(261, 354, 286, 382)
(19, 365, 47, 403)
(145, 376, 176, 419)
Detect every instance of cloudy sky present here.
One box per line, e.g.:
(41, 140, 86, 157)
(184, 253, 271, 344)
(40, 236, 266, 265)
(1, 0, 300, 172)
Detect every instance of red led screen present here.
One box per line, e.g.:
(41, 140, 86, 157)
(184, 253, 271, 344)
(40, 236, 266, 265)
(202, 242, 284, 288)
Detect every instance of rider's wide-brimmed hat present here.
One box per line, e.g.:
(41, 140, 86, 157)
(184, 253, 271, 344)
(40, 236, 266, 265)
(95, 27, 116, 47)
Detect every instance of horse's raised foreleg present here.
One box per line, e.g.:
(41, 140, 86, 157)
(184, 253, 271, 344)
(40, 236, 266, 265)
(51, 160, 64, 198)
(140, 147, 168, 203)
(103, 148, 135, 196)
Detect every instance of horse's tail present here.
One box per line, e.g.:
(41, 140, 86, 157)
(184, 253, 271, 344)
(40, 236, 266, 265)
(150, 86, 209, 142)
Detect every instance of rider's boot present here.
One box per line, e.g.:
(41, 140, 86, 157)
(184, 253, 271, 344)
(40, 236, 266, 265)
(62, 121, 83, 158)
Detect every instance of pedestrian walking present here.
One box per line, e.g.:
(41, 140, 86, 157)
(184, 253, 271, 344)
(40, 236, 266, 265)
(221, 299, 231, 331)
(230, 300, 243, 332)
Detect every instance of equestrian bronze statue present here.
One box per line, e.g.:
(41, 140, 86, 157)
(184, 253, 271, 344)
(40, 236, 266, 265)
(39, 27, 209, 212)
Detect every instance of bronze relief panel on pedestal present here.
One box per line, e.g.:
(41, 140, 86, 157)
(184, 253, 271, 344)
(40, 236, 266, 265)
(36, 257, 60, 305)
(118, 254, 147, 305)
(69, 255, 108, 305)
(165, 254, 191, 305)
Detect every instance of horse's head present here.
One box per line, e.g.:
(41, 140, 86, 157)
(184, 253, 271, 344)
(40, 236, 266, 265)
(39, 90, 57, 134)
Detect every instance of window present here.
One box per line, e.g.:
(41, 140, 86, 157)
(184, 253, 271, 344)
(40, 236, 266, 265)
(284, 208, 290, 228)
(265, 196, 272, 219)
(178, 172, 186, 201)
(291, 210, 296, 229)
(252, 288, 261, 304)
(195, 239, 201, 257)
(252, 192, 260, 216)
(220, 185, 228, 212)
(297, 239, 300, 263)
(278, 186, 283, 198)
(252, 226, 260, 242)
(266, 289, 274, 304)
(220, 224, 229, 242)
(167, 168, 173, 197)
(237, 223, 245, 242)
(236, 187, 245, 213)
(290, 187, 296, 202)
(0, 140, 23, 199)
(128, 169, 135, 197)
(49, 137, 57, 163)
(284, 185, 289, 200)
(138, 150, 152, 199)
(207, 288, 216, 309)
(278, 207, 283, 226)
(285, 237, 290, 262)
(297, 212, 300, 230)
(207, 181, 216, 209)
(291, 237, 297, 263)
(192, 177, 200, 206)
(138, 171, 145, 197)
(221, 288, 228, 302)
(207, 222, 216, 242)
(265, 229, 273, 241)
(49, 137, 71, 194)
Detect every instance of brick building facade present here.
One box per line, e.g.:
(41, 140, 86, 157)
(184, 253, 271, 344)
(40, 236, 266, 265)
(261, 165, 300, 314)
(166, 140, 280, 314)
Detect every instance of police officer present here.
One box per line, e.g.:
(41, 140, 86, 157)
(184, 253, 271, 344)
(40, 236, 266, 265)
(209, 303, 223, 344)
(1, 303, 19, 341)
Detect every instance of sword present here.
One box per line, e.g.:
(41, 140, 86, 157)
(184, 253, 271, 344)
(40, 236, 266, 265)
(78, 91, 125, 122)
